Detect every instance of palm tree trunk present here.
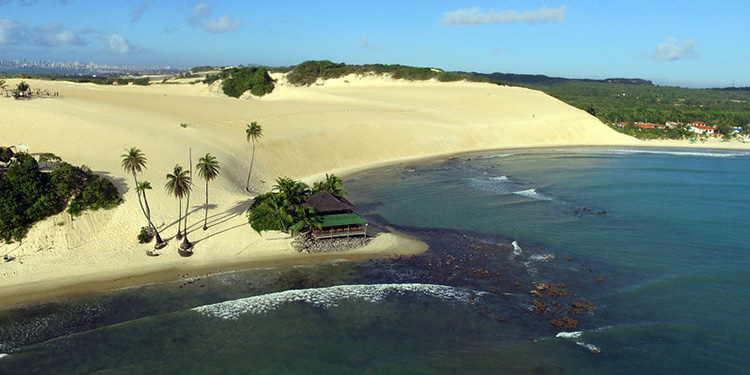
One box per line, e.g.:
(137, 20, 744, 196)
(142, 192, 165, 249)
(181, 149, 193, 250)
(176, 197, 183, 240)
(203, 181, 209, 230)
(132, 173, 149, 224)
(245, 140, 256, 192)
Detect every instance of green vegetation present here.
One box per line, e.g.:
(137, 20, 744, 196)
(196, 153, 220, 230)
(0, 153, 121, 242)
(114, 78, 150, 86)
(247, 174, 345, 234)
(121, 147, 164, 248)
(165, 164, 191, 240)
(245, 121, 263, 192)
(219, 66, 275, 98)
(190, 66, 216, 73)
(475, 73, 750, 139)
(285, 60, 486, 86)
(0, 147, 14, 163)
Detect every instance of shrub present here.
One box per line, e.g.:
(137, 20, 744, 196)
(137, 226, 154, 243)
(0, 147, 13, 163)
(221, 67, 275, 98)
(0, 153, 122, 241)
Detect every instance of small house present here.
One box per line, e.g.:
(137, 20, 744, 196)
(300, 191, 368, 239)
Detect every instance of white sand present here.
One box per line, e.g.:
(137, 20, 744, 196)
(0, 75, 745, 307)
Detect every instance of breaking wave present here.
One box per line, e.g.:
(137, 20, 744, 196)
(466, 175, 510, 193)
(569, 148, 749, 159)
(513, 189, 553, 201)
(556, 331, 601, 354)
(193, 283, 483, 320)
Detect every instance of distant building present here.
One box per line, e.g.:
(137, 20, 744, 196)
(689, 122, 716, 135)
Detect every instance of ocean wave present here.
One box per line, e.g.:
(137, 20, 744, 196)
(556, 331, 601, 354)
(511, 241, 522, 255)
(193, 283, 483, 320)
(569, 148, 749, 159)
(477, 153, 515, 159)
(529, 253, 554, 261)
(0, 353, 9, 360)
(466, 175, 510, 193)
(513, 189, 553, 201)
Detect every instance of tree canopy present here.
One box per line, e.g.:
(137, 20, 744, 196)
(247, 174, 346, 234)
(220, 66, 275, 98)
(0, 153, 121, 242)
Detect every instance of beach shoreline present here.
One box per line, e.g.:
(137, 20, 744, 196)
(1, 76, 748, 310)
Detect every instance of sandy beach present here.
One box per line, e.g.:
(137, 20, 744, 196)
(1, 74, 747, 309)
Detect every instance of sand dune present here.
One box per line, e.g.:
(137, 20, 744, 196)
(0, 74, 650, 307)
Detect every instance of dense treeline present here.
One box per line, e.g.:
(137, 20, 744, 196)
(285, 60, 490, 86)
(0, 152, 121, 242)
(474, 72, 750, 136)
(202, 66, 275, 98)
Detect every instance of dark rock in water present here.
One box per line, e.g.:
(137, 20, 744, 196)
(530, 300, 548, 313)
(549, 316, 579, 329)
(572, 299, 595, 314)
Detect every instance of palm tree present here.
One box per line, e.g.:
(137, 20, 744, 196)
(292, 206, 321, 235)
(121, 147, 159, 243)
(245, 121, 263, 192)
(266, 193, 292, 232)
(137, 181, 165, 249)
(165, 165, 191, 241)
(17, 81, 29, 95)
(312, 173, 346, 197)
(196, 153, 220, 230)
(273, 177, 310, 208)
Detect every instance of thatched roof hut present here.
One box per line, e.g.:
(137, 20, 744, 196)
(304, 191, 356, 215)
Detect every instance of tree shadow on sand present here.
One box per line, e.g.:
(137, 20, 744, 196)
(190, 199, 254, 245)
(93, 170, 129, 196)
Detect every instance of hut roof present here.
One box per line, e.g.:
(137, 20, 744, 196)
(304, 191, 355, 214)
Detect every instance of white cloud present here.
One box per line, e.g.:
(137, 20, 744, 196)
(34, 23, 84, 46)
(652, 36, 698, 61)
(131, 0, 155, 24)
(108, 34, 138, 54)
(189, 2, 242, 33)
(191, 2, 211, 19)
(441, 5, 567, 26)
(0, 19, 84, 46)
(202, 15, 242, 33)
(0, 18, 20, 44)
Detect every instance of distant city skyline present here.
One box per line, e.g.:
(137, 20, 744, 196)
(1, 1, 748, 88)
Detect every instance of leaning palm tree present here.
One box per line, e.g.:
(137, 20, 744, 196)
(165, 165, 191, 241)
(137, 181, 165, 249)
(245, 121, 263, 192)
(196, 153, 220, 230)
(121, 148, 156, 240)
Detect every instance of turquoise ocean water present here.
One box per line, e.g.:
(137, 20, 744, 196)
(1, 147, 749, 374)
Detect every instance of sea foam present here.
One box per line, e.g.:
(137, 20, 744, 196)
(556, 331, 601, 354)
(513, 189, 553, 201)
(193, 283, 481, 320)
(570, 148, 748, 159)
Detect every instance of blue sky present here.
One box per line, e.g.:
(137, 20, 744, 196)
(1, 0, 748, 87)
